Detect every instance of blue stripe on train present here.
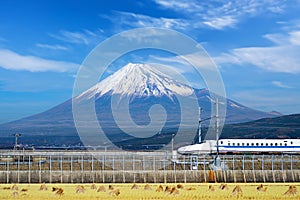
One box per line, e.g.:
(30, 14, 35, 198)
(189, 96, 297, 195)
(219, 146, 300, 148)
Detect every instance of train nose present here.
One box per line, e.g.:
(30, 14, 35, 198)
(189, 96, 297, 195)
(177, 146, 188, 154)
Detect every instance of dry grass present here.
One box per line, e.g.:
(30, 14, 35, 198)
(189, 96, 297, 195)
(0, 183, 299, 199)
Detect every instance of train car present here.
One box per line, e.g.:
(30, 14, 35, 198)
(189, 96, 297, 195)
(177, 139, 300, 155)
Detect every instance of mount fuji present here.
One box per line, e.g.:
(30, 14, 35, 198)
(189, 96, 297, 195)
(77, 63, 194, 99)
(0, 63, 279, 149)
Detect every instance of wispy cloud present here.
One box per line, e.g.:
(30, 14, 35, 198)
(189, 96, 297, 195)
(50, 29, 104, 45)
(272, 81, 292, 89)
(153, 0, 287, 30)
(0, 49, 79, 72)
(36, 43, 68, 51)
(216, 29, 300, 74)
(263, 30, 300, 46)
(289, 31, 300, 45)
(109, 11, 189, 30)
(153, 0, 204, 13)
(103, 1, 289, 31)
(203, 16, 237, 30)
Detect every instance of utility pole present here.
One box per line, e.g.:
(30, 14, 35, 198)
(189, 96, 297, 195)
(171, 133, 174, 152)
(216, 98, 219, 155)
(198, 108, 202, 144)
(13, 133, 21, 150)
(214, 98, 221, 167)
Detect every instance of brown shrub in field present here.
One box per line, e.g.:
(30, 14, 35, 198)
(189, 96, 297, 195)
(76, 185, 85, 193)
(3, 187, 11, 190)
(108, 185, 114, 190)
(170, 187, 179, 196)
(52, 187, 59, 192)
(284, 185, 297, 196)
(11, 184, 18, 191)
(256, 184, 268, 192)
(97, 186, 106, 192)
(39, 183, 47, 191)
(208, 185, 215, 192)
(109, 189, 120, 196)
(21, 188, 28, 192)
(55, 188, 64, 196)
(90, 183, 97, 190)
(186, 187, 196, 191)
(164, 186, 171, 193)
(219, 183, 228, 190)
(131, 183, 139, 190)
(156, 185, 163, 192)
(12, 191, 18, 198)
(232, 185, 243, 197)
(177, 184, 184, 189)
(144, 184, 151, 190)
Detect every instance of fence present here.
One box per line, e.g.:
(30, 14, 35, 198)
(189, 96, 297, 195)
(0, 150, 299, 183)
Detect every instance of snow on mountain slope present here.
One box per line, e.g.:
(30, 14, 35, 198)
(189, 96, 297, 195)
(77, 63, 194, 100)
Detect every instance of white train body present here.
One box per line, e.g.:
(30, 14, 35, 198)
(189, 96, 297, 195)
(178, 139, 300, 155)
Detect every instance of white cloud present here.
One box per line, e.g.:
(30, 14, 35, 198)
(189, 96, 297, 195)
(118, 27, 181, 46)
(103, 1, 289, 31)
(231, 46, 300, 73)
(153, 0, 287, 30)
(263, 33, 287, 45)
(0, 49, 79, 72)
(289, 31, 300, 45)
(216, 30, 300, 74)
(111, 11, 189, 30)
(272, 81, 292, 88)
(50, 29, 104, 45)
(263, 31, 300, 46)
(154, 0, 286, 15)
(153, 0, 204, 13)
(36, 43, 68, 51)
(203, 16, 237, 30)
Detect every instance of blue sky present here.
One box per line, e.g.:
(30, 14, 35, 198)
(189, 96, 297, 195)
(0, 0, 300, 124)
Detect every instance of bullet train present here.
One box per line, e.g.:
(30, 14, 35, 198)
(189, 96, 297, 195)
(177, 139, 300, 155)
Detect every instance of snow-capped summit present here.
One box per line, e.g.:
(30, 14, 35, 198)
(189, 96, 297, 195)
(78, 63, 194, 99)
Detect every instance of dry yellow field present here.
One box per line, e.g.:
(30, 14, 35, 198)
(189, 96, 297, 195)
(0, 182, 299, 200)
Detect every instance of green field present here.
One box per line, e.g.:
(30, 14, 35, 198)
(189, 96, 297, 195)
(0, 183, 299, 199)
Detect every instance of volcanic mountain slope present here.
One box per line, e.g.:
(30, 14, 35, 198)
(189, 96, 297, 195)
(220, 114, 300, 139)
(0, 63, 279, 147)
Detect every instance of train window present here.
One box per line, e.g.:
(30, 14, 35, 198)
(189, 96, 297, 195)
(242, 143, 244, 146)
(280, 143, 282, 146)
(284, 143, 287, 146)
(228, 143, 230, 146)
(291, 141, 293, 145)
(220, 141, 223, 144)
(256, 143, 259, 146)
(237, 143, 240, 146)
(247, 143, 249, 146)
(266, 143, 268, 146)
(232, 143, 235, 146)
(251, 143, 254, 146)
(275, 143, 278, 146)
(270, 143, 273, 146)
